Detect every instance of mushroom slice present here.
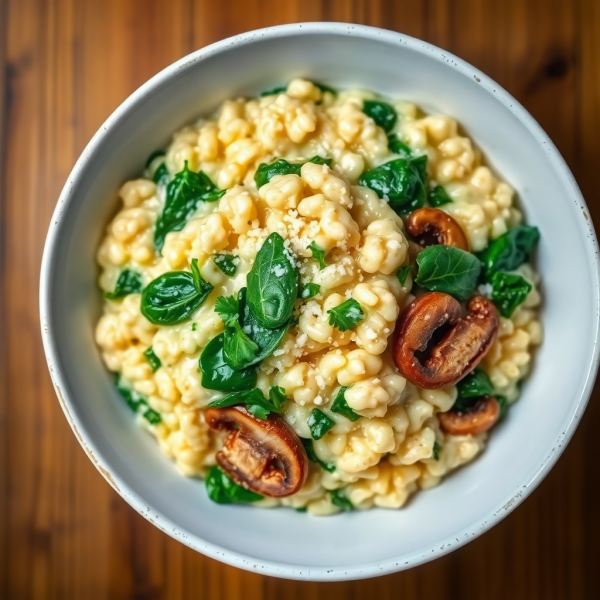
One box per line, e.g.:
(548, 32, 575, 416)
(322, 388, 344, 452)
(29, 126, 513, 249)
(406, 207, 469, 251)
(439, 396, 500, 436)
(394, 292, 499, 388)
(205, 406, 308, 498)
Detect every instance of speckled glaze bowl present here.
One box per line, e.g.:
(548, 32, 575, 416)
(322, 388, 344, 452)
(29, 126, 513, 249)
(40, 23, 599, 581)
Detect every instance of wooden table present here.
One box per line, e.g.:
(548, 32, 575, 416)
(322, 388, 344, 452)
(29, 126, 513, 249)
(1, 0, 599, 598)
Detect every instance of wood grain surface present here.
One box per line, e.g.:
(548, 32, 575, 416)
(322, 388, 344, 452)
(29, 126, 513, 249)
(1, 0, 599, 598)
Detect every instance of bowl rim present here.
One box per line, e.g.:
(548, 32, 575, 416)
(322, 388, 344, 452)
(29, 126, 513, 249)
(39, 21, 600, 581)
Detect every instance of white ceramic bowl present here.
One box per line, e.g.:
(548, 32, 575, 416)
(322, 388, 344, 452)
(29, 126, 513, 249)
(40, 23, 600, 581)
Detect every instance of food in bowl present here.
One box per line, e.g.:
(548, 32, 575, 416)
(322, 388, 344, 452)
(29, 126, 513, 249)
(95, 78, 542, 514)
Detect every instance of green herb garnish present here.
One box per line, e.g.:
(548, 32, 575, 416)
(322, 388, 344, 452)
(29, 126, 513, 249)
(330, 386, 361, 422)
(307, 409, 335, 440)
(327, 298, 364, 332)
(143, 348, 161, 372)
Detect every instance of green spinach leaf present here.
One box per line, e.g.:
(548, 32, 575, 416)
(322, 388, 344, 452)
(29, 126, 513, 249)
(309, 241, 327, 269)
(141, 259, 214, 325)
(479, 225, 540, 275)
(387, 133, 412, 157)
(362, 100, 397, 132)
(415, 245, 481, 301)
(143, 347, 161, 372)
(260, 85, 288, 96)
(115, 374, 162, 425)
(456, 368, 494, 399)
(205, 466, 263, 504)
(199, 333, 257, 392)
(213, 253, 239, 276)
(396, 265, 411, 287)
(300, 283, 320, 299)
(300, 438, 335, 473)
(490, 271, 532, 318)
(308, 409, 335, 440)
(330, 489, 353, 511)
(327, 298, 364, 332)
(246, 232, 299, 329)
(358, 156, 427, 213)
(432, 440, 441, 461)
(331, 386, 361, 422)
(254, 156, 332, 188)
(105, 269, 142, 300)
(208, 388, 273, 419)
(236, 288, 289, 365)
(497, 395, 508, 422)
(154, 161, 226, 251)
(428, 185, 452, 207)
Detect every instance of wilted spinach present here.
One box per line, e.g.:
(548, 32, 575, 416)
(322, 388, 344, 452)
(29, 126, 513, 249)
(428, 185, 452, 207)
(115, 374, 161, 425)
(105, 269, 142, 300)
(415, 245, 481, 301)
(307, 409, 335, 440)
(254, 156, 332, 188)
(479, 225, 540, 275)
(205, 466, 263, 504)
(358, 156, 428, 213)
(154, 161, 226, 251)
(330, 386, 361, 422)
(141, 258, 213, 325)
(362, 100, 397, 132)
(489, 271, 532, 318)
(300, 438, 335, 473)
(246, 232, 299, 329)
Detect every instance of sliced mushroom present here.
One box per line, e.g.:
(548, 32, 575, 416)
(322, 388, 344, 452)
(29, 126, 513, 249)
(439, 396, 500, 436)
(394, 292, 499, 388)
(205, 406, 308, 498)
(406, 207, 469, 251)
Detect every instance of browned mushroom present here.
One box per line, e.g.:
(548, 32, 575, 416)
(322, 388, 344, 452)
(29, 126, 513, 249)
(394, 292, 499, 388)
(406, 207, 469, 251)
(439, 396, 500, 436)
(205, 406, 308, 498)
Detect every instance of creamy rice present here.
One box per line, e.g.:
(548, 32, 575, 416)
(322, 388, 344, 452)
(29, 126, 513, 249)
(95, 79, 542, 514)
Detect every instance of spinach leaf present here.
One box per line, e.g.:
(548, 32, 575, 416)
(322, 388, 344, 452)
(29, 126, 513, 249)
(260, 85, 288, 96)
(387, 133, 412, 157)
(456, 368, 494, 399)
(237, 288, 289, 365)
(428, 185, 452, 207)
(199, 333, 257, 392)
(308, 409, 335, 440)
(143, 347, 161, 372)
(208, 385, 287, 419)
(213, 253, 239, 276)
(105, 269, 142, 300)
(497, 395, 508, 422)
(300, 283, 320, 299)
(300, 438, 336, 473)
(330, 489, 353, 510)
(145, 150, 165, 168)
(415, 245, 481, 301)
(309, 241, 327, 269)
(363, 100, 397, 132)
(358, 156, 427, 213)
(432, 440, 441, 461)
(246, 232, 299, 329)
(141, 259, 214, 325)
(214, 295, 240, 327)
(223, 322, 260, 370)
(154, 161, 226, 252)
(480, 225, 540, 275)
(115, 374, 161, 425)
(331, 386, 361, 422)
(146, 151, 170, 185)
(396, 265, 411, 287)
(327, 298, 364, 332)
(313, 81, 337, 95)
(205, 466, 263, 504)
(208, 388, 273, 420)
(490, 271, 532, 318)
(254, 156, 332, 188)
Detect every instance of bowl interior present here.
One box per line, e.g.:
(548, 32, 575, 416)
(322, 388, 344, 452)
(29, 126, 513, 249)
(41, 24, 598, 580)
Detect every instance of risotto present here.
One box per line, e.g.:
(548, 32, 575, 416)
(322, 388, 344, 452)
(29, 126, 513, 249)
(95, 79, 542, 514)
